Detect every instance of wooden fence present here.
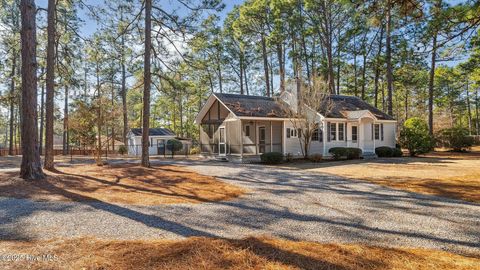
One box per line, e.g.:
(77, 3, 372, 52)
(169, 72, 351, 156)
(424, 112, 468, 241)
(0, 148, 119, 157)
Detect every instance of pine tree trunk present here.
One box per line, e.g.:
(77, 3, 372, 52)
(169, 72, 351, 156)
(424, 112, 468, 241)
(20, 0, 44, 180)
(277, 43, 285, 93)
(239, 54, 244, 95)
(475, 88, 479, 135)
(63, 85, 68, 155)
(8, 50, 16, 156)
(244, 62, 249, 95)
(39, 68, 45, 155)
(361, 54, 367, 100)
(96, 61, 102, 165)
(111, 80, 115, 151)
(353, 35, 358, 97)
(217, 53, 223, 93)
(44, 0, 56, 170)
(121, 34, 128, 148)
(428, 34, 437, 135)
(374, 25, 384, 108)
(261, 34, 270, 97)
(466, 80, 472, 135)
(386, 0, 394, 116)
(141, 0, 152, 167)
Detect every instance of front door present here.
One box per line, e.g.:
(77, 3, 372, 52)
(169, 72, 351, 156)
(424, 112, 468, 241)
(219, 127, 226, 156)
(258, 126, 266, 154)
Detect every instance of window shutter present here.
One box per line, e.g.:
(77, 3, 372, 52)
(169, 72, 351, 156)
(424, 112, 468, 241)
(344, 123, 347, 141)
(327, 122, 331, 142)
(286, 128, 290, 138)
(298, 129, 302, 138)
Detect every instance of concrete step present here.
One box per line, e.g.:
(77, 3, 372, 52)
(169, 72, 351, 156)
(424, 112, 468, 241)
(362, 152, 378, 159)
(213, 156, 229, 162)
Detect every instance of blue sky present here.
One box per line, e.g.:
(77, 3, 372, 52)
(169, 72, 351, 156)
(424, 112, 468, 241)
(36, 0, 245, 38)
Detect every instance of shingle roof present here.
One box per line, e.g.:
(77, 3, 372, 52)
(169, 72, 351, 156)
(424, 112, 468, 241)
(319, 95, 395, 120)
(130, 128, 175, 136)
(215, 93, 288, 118)
(212, 93, 394, 121)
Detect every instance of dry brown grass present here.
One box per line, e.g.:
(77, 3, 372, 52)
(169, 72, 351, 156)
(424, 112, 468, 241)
(304, 147, 480, 203)
(0, 237, 478, 270)
(0, 164, 245, 205)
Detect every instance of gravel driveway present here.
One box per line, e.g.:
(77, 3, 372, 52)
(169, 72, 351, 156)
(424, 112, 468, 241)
(1, 159, 479, 255)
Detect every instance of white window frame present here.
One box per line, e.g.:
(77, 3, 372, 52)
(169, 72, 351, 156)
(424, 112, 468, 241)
(286, 127, 298, 138)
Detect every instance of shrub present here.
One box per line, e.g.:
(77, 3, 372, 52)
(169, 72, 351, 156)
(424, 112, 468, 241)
(328, 147, 361, 160)
(399, 117, 434, 156)
(118, 145, 127, 155)
(309, 153, 323, 162)
(436, 127, 474, 152)
(260, 152, 283, 164)
(285, 153, 294, 162)
(166, 139, 183, 152)
(375, 146, 394, 157)
(345, 148, 362, 159)
(329, 147, 347, 160)
(375, 146, 403, 157)
(392, 147, 403, 157)
(189, 146, 200, 155)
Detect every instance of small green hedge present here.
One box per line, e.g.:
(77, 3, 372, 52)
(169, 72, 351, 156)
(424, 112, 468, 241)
(392, 147, 403, 157)
(260, 152, 283, 164)
(375, 146, 393, 157)
(329, 147, 362, 160)
(375, 146, 403, 157)
(118, 145, 127, 155)
(166, 139, 183, 152)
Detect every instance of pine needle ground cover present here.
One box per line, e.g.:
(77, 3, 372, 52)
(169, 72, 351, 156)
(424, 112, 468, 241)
(304, 146, 480, 203)
(0, 237, 479, 270)
(0, 163, 245, 205)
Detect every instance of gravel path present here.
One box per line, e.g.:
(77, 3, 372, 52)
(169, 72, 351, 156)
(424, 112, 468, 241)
(1, 159, 479, 255)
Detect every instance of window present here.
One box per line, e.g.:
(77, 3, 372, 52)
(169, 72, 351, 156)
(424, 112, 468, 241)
(287, 128, 298, 138)
(381, 124, 384, 141)
(351, 126, 358, 142)
(374, 124, 380, 140)
(245, 125, 250, 137)
(338, 123, 344, 141)
(329, 122, 337, 141)
(312, 129, 319, 141)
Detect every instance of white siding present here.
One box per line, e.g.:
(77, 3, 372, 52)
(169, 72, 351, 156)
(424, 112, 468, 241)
(127, 135, 177, 156)
(374, 122, 396, 148)
(284, 120, 325, 156)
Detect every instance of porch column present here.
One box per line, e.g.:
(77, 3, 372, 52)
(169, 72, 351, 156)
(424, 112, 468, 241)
(255, 121, 258, 155)
(240, 120, 243, 158)
(282, 121, 286, 155)
(322, 120, 327, 156)
(358, 119, 364, 151)
(270, 121, 273, 153)
(373, 120, 376, 151)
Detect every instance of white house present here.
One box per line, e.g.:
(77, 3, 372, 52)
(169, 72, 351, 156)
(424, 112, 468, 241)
(127, 128, 178, 156)
(195, 92, 396, 162)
